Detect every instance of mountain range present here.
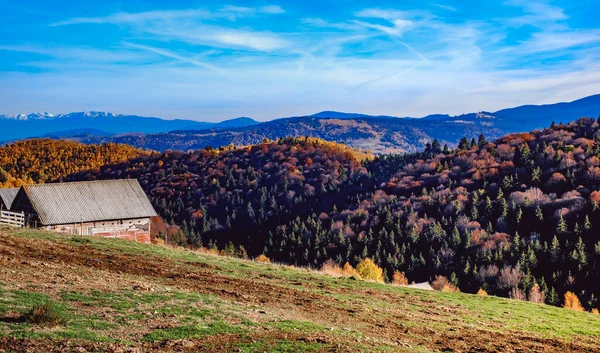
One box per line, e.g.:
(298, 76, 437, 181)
(0, 112, 259, 142)
(3, 94, 599, 153)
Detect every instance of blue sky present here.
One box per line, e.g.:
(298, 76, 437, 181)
(1, 0, 600, 121)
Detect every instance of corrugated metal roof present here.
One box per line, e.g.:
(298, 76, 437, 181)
(0, 188, 19, 210)
(22, 179, 157, 225)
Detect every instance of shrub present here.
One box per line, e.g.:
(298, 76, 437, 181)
(320, 259, 344, 276)
(431, 275, 459, 292)
(21, 302, 69, 327)
(342, 262, 360, 278)
(477, 288, 488, 296)
(497, 266, 523, 292)
(355, 258, 384, 282)
(528, 284, 545, 304)
(510, 288, 526, 301)
(391, 271, 409, 286)
(563, 291, 584, 311)
(255, 254, 271, 264)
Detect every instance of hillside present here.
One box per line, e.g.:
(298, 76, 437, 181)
(0, 139, 152, 187)
(1, 226, 598, 352)
(81, 115, 501, 154)
(61, 119, 600, 312)
(59, 94, 600, 154)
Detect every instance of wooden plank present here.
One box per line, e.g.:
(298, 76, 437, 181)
(0, 210, 25, 227)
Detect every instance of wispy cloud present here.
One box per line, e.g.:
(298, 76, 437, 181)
(52, 6, 289, 52)
(2, 1, 600, 120)
(504, 0, 567, 28)
(52, 5, 285, 26)
(499, 0, 600, 55)
(123, 43, 223, 73)
(432, 4, 457, 12)
(50, 9, 213, 27)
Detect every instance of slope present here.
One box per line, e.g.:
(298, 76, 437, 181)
(59, 119, 600, 311)
(0, 226, 598, 352)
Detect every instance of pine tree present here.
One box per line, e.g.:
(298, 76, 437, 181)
(531, 166, 542, 185)
(458, 137, 470, 151)
(431, 139, 442, 154)
(547, 287, 560, 306)
(477, 134, 488, 147)
(557, 215, 568, 234)
(535, 206, 544, 223)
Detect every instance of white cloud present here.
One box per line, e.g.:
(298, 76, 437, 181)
(52, 7, 289, 52)
(509, 31, 600, 54)
(432, 4, 457, 12)
(504, 0, 567, 27)
(209, 30, 289, 51)
(259, 6, 285, 14)
(351, 19, 412, 36)
(51, 9, 213, 27)
(3, 2, 600, 121)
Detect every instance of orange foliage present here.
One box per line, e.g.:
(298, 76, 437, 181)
(255, 254, 271, 264)
(391, 271, 409, 286)
(563, 291, 584, 311)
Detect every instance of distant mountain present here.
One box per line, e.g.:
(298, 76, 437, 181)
(492, 94, 600, 130)
(41, 128, 113, 139)
(216, 117, 259, 128)
(0, 111, 259, 142)
(309, 111, 403, 119)
(5, 94, 599, 153)
(77, 115, 503, 154)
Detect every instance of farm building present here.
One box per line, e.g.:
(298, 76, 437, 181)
(0, 188, 19, 210)
(10, 179, 157, 242)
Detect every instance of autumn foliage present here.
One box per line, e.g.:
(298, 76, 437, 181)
(563, 291, 584, 311)
(356, 258, 384, 282)
(11, 118, 600, 311)
(255, 254, 271, 264)
(391, 271, 409, 286)
(0, 139, 149, 187)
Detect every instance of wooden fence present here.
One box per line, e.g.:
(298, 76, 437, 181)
(0, 210, 25, 227)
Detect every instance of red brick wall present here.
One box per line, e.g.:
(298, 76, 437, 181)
(92, 229, 151, 244)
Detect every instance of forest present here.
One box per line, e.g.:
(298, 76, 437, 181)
(6, 118, 600, 311)
(0, 139, 150, 187)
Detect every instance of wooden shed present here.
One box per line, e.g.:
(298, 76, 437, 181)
(11, 179, 157, 241)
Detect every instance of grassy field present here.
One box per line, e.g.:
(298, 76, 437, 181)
(0, 226, 599, 352)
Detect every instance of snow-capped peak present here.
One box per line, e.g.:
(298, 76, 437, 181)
(0, 112, 55, 120)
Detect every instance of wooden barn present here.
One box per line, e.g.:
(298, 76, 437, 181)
(10, 179, 157, 242)
(0, 188, 19, 211)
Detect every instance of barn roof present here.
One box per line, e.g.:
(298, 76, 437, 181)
(22, 179, 157, 225)
(0, 188, 19, 210)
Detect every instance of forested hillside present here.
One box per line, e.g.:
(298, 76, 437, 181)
(61, 119, 600, 312)
(0, 139, 150, 187)
(75, 115, 503, 154)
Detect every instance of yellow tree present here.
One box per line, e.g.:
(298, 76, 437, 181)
(356, 258, 384, 282)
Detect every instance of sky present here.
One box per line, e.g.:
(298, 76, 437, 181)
(1, 0, 600, 121)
